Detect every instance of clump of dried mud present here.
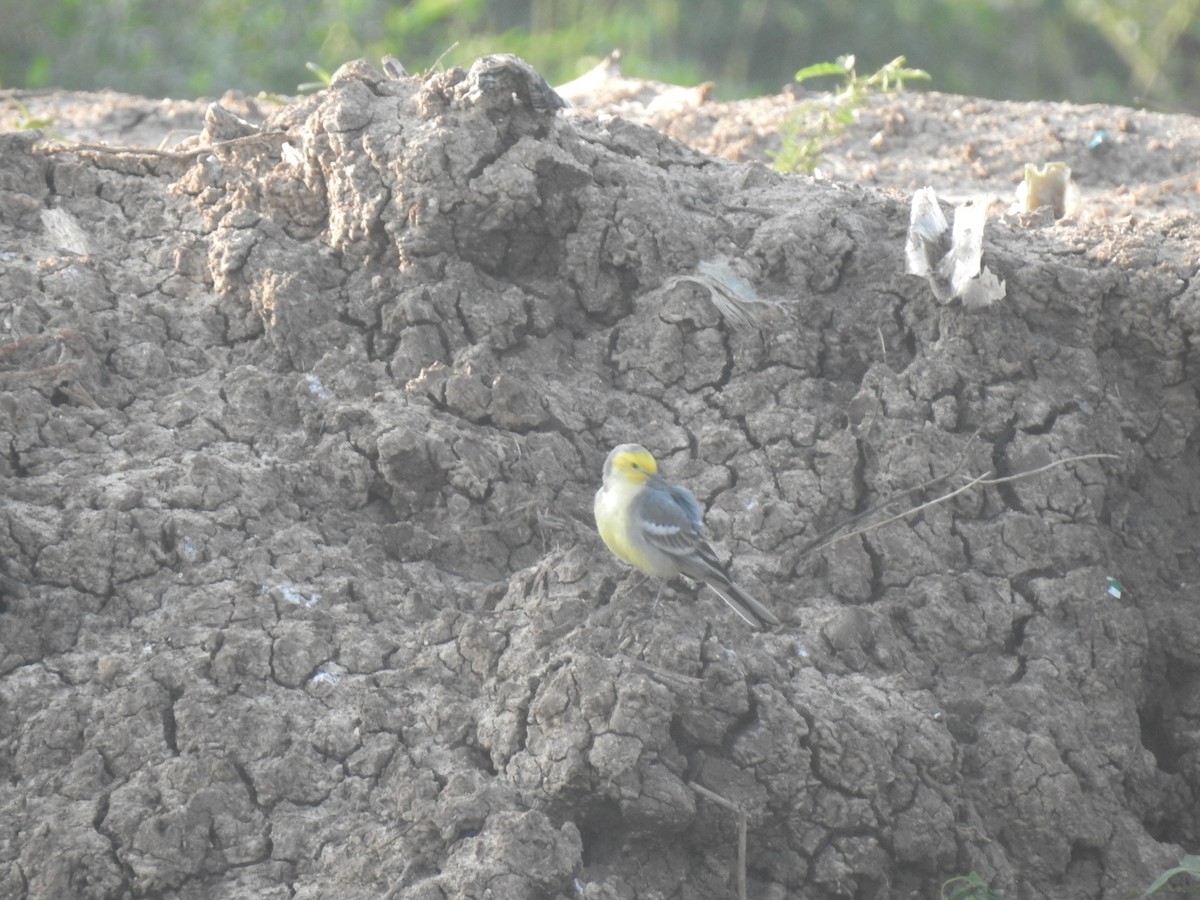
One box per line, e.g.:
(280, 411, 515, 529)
(1, 55, 1198, 899)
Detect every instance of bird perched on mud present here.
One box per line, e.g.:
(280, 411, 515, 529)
(594, 443, 779, 630)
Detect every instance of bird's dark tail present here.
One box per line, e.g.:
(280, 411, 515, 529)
(704, 576, 780, 630)
(686, 538, 780, 629)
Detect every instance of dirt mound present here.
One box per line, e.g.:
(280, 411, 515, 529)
(1, 57, 1198, 899)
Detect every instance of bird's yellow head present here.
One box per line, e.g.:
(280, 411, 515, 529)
(603, 443, 658, 486)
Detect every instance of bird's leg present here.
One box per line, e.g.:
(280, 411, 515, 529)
(614, 571, 650, 598)
(651, 580, 665, 616)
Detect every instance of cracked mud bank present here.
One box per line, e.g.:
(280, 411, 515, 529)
(1, 58, 1199, 899)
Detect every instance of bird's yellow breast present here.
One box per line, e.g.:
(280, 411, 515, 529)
(594, 480, 640, 565)
(594, 479, 676, 577)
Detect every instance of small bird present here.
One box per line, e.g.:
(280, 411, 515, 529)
(594, 443, 779, 629)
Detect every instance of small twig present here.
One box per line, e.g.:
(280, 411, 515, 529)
(37, 131, 287, 161)
(0, 329, 100, 407)
(688, 782, 749, 900)
(808, 451, 1121, 557)
(977, 452, 1119, 486)
(813, 470, 993, 554)
(800, 437, 980, 554)
(427, 41, 460, 74)
(1135, 170, 1200, 201)
(737, 807, 748, 900)
(623, 657, 706, 689)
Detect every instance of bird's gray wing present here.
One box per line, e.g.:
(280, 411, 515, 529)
(642, 479, 739, 583)
(634, 477, 706, 559)
(636, 476, 780, 629)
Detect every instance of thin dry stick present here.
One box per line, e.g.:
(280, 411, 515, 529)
(800, 437, 982, 554)
(737, 806, 747, 900)
(427, 41, 460, 73)
(809, 452, 1121, 556)
(624, 657, 706, 689)
(978, 453, 1119, 486)
(37, 131, 285, 161)
(689, 782, 749, 900)
(813, 470, 993, 552)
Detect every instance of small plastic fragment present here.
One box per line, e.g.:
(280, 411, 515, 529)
(1013, 161, 1080, 219)
(905, 186, 1006, 309)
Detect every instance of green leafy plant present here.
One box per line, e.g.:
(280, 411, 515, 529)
(771, 54, 929, 174)
(1136, 854, 1200, 898)
(940, 872, 1004, 900)
(3, 97, 55, 130)
(297, 61, 333, 93)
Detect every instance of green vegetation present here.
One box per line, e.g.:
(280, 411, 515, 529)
(937, 857, 1200, 900)
(0, 0, 1198, 111)
(1136, 854, 1200, 898)
(4, 98, 56, 131)
(940, 872, 1004, 900)
(297, 62, 334, 94)
(771, 54, 929, 174)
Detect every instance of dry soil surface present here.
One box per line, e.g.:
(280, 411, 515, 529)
(1, 57, 1199, 899)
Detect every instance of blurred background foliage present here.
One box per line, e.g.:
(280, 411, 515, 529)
(2, 0, 1198, 111)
